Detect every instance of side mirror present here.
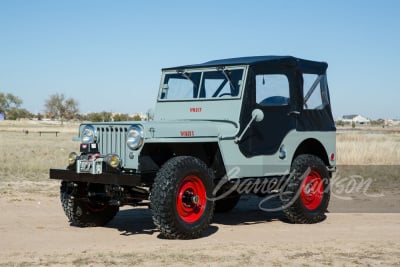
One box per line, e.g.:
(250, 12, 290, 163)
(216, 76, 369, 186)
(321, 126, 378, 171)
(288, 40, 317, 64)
(235, 109, 264, 143)
(252, 108, 264, 122)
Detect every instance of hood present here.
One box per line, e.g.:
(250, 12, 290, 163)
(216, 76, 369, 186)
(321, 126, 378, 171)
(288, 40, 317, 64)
(140, 120, 239, 139)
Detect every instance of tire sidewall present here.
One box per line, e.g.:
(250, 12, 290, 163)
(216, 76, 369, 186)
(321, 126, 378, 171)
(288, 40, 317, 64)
(60, 181, 118, 227)
(151, 156, 215, 239)
(283, 155, 330, 223)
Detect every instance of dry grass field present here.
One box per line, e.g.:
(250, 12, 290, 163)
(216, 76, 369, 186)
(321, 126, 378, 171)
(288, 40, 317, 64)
(336, 129, 400, 165)
(0, 120, 78, 200)
(1, 121, 400, 266)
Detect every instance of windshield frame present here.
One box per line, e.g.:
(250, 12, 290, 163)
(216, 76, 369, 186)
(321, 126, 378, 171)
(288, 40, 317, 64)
(157, 66, 248, 102)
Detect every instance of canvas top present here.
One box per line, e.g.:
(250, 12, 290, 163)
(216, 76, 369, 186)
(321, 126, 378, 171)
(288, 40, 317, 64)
(162, 56, 328, 74)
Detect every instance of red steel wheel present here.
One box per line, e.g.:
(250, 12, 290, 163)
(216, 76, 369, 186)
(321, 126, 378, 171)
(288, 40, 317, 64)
(176, 175, 207, 223)
(151, 156, 215, 239)
(300, 170, 324, 211)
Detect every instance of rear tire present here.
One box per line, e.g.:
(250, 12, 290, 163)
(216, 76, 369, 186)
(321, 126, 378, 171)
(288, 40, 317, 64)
(60, 181, 119, 227)
(151, 156, 215, 239)
(282, 154, 330, 223)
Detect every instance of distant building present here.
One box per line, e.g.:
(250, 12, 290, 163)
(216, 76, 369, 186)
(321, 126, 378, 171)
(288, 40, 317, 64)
(384, 119, 400, 127)
(394, 120, 400, 126)
(341, 114, 370, 125)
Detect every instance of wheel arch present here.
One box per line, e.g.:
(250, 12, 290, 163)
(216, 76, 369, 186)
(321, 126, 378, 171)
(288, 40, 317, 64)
(292, 138, 330, 166)
(140, 142, 226, 179)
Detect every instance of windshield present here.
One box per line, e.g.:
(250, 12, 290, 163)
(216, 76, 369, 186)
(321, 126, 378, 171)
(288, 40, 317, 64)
(159, 68, 244, 100)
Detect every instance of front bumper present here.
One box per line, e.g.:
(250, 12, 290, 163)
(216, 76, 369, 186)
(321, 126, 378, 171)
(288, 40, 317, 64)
(49, 168, 142, 186)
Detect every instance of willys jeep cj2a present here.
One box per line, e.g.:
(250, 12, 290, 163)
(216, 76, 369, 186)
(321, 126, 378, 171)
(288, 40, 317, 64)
(50, 56, 336, 239)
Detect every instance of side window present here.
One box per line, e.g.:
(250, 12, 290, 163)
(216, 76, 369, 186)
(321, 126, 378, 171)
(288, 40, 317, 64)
(303, 74, 328, 110)
(256, 74, 290, 106)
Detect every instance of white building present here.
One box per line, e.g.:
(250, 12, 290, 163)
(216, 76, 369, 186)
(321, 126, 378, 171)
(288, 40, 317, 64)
(342, 114, 370, 125)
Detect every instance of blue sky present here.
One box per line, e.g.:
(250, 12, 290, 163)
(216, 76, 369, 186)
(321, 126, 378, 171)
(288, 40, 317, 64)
(0, 0, 399, 119)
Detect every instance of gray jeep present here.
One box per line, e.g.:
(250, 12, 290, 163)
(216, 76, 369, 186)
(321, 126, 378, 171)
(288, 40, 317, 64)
(50, 56, 336, 239)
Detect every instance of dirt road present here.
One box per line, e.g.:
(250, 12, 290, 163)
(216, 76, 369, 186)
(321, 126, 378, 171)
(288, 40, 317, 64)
(1, 192, 399, 267)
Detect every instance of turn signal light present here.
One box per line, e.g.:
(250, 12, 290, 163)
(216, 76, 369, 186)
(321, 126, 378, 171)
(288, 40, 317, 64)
(68, 152, 78, 166)
(106, 154, 121, 168)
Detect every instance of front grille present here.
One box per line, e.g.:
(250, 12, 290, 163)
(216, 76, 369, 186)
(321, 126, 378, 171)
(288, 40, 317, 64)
(96, 126, 128, 164)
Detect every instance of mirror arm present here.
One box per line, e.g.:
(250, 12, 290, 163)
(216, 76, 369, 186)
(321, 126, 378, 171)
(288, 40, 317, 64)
(234, 116, 256, 144)
(234, 109, 264, 144)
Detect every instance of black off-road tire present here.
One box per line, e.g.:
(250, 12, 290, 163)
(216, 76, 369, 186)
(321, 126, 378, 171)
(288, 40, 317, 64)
(151, 156, 215, 239)
(215, 191, 241, 213)
(282, 154, 330, 224)
(60, 181, 119, 227)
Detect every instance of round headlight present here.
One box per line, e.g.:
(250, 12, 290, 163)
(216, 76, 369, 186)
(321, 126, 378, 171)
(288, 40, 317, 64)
(81, 125, 96, 144)
(68, 152, 78, 165)
(126, 125, 144, 150)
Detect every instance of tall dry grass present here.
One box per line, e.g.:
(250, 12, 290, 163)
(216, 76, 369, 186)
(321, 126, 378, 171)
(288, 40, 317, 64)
(336, 132, 400, 165)
(0, 121, 80, 196)
(0, 132, 77, 181)
(1, 121, 399, 189)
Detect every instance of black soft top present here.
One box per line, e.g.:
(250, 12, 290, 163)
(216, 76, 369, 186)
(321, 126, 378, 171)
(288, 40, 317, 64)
(163, 56, 327, 74)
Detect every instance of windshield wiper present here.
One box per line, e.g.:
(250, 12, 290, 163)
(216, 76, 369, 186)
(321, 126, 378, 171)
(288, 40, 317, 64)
(180, 71, 198, 90)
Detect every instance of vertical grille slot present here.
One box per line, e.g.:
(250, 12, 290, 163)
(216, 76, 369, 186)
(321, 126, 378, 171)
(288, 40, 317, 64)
(96, 126, 128, 165)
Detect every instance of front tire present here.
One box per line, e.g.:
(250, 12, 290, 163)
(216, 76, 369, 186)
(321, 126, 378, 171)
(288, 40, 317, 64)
(282, 154, 330, 223)
(60, 181, 119, 227)
(151, 156, 215, 239)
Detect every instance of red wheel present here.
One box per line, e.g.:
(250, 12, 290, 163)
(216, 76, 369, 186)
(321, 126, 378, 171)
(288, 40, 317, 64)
(151, 156, 215, 239)
(283, 154, 330, 224)
(176, 175, 207, 223)
(300, 170, 324, 210)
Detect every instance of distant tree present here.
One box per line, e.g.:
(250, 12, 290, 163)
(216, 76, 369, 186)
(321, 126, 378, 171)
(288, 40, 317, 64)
(37, 113, 43, 121)
(87, 112, 102, 122)
(336, 120, 345, 127)
(64, 98, 79, 120)
(44, 93, 79, 124)
(75, 113, 86, 121)
(6, 108, 33, 120)
(101, 111, 112, 122)
(0, 92, 23, 118)
(0, 92, 33, 120)
(132, 114, 142, 121)
(86, 111, 112, 122)
(370, 119, 384, 127)
(113, 113, 130, 122)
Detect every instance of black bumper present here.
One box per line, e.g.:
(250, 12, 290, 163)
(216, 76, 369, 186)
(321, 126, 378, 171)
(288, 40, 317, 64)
(49, 168, 142, 186)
